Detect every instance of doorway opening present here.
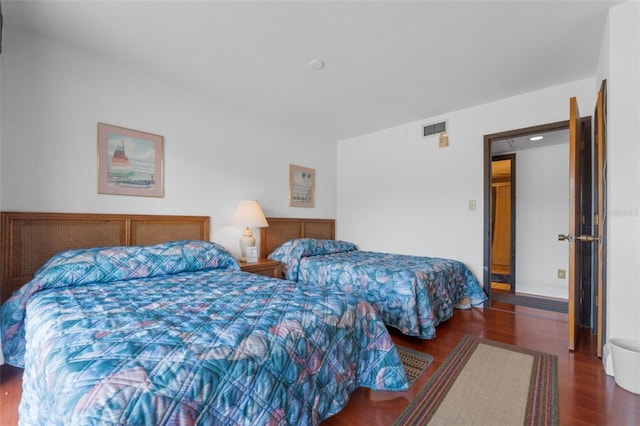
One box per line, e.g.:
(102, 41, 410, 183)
(490, 154, 515, 292)
(484, 119, 592, 317)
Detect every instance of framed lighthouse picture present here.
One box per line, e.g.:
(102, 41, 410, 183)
(97, 123, 164, 197)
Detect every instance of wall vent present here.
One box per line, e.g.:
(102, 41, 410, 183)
(423, 121, 447, 137)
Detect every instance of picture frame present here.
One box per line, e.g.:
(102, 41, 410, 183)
(97, 123, 164, 197)
(289, 164, 315, 208)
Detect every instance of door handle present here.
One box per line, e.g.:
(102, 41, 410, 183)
(558, 234, 599, 242)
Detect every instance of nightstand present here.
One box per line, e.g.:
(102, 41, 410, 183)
(239, 258, 282, 278)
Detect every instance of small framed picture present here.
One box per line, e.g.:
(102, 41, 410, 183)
(97, 123, 164, 197)
(289, 164, 315, 208)
(245, 246, 258, 263)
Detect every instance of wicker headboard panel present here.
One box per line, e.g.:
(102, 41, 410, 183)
(260, 217, 335, 257)
(0, 212, 210, 303)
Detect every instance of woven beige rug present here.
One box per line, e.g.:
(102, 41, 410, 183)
(394, 335, 558, 425)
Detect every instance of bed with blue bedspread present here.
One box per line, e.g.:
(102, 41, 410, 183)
(268, 238, 487, 339)
(1, 240, 409, 425)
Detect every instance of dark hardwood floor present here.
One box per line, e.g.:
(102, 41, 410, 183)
(1, 303, 639, 425)
(324, 302, 640, 425)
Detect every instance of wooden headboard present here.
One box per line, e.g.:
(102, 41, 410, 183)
(1, 212, 210, 303)
(260, 217, 335, 257)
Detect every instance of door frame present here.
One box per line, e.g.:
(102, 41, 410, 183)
(483, 120, 576, 305)
(594, 80, 607, 356)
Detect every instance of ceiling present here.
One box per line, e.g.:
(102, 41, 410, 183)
(2, 1, 620, 141)
(492, 128, 569, 155)
(491, 127, 569, 180)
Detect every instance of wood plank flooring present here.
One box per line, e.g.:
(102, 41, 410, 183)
(325, 302, 640, 425)
(1, 303, 639, 425)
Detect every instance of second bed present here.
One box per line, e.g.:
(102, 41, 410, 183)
(262, 218, 487, 339)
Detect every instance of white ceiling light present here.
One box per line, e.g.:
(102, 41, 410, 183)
(529, 135, 544, 141)
(308, 59, 325, 70)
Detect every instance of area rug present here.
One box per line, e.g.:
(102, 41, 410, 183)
(394, 335, 559, 425)
(396, 345, 434, 386)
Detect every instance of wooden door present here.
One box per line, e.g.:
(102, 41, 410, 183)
(564, 94, 605, 352)
(567, 97, 581, 351)
(595, 84, 606, 357)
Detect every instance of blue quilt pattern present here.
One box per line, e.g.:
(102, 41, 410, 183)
(269, 238, 358, 281)
(1, 241, 409, 425)
(270, 239, 487, 339)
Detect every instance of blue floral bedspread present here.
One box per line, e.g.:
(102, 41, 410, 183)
(269, 239, 487, 339)
(1, 240, 409, 425)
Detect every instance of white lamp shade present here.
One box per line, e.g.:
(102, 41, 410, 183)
(231, 200, 268, 262)
(231, 200, 269, 228)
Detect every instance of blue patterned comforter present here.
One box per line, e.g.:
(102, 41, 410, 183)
(269, 239, 487, 339)
(1, 240, 409, 425)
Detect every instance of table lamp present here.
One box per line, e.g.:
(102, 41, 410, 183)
(231, 200, 269, 262)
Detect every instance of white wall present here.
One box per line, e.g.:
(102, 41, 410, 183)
(0, 27, 337, 258)
(337, 79, 594, 280)
(597, 1, 640, 346)
(515, 143, 568, 299)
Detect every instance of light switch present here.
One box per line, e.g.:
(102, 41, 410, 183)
(468, 200, 476, 210)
